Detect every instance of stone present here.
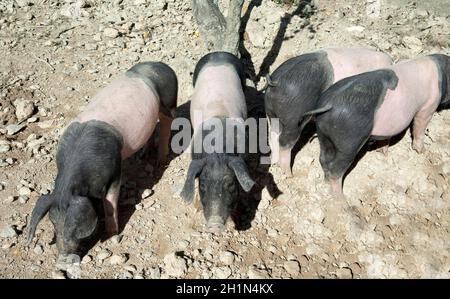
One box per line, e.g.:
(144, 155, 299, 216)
(18, 186, 31, 197)
(33, 245, 44, 255)
(284, 260, 301, 276)
(103, 28, 120, 38)
(51, 270, 66, 279)
(163, 253, 187, 277)
(6, 123, 27, 136)
(110, 254, 128, 265)
(402, 36, 423, 53)
(96, 249, 112, 261)
(336, 267, 353, 279)
(0, 141, 10, 153)
(13, 98, 34, 121)
(219, 250, 235, 266)
(141, 189, 153, 199)
(0, 226, 17, 238)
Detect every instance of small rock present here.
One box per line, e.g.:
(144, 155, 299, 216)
(96, 249, 112, 261)
(37, 120, 54, 129)
(51, 270, 66, 279)
(13, 98, 34, 122)
(3, 196, 15, 204)
(118, 271, 133, 279)
(18, 196, 28, 204)
(346, 25, 365, 33)
(247, 268, 268, 279)
(246, 22, 266, 48)
(103, 28, 120, 38)
(402, 36, 423, 54)
(27, 116, 38, 123)
(110, 254, 128, 265)
(336, 267, 353, 279)
(6, 123, 27, 136)
(123, 265, 137, 272)
(81, 255, 92, 264)
(219, 250, 235, 266)
(33, 245, 44, 255)
(177, 239, 190, 249)
(0, 141, 10, 153)
(147, 267, 161, 279)
(18, 186, 31, 197)
(111, 235, 122, 244)
(73, 63, 83, 71)
(0, 226, 17, 238)
(284, 260, 301, 276)
(212, 266, 232, 279)
(163, 253, 187, 277)
(141, 189, 153, 199)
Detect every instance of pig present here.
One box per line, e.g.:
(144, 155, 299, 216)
(180, 51, 255, 233)
(264, 48, 393, 176)
(27, 61, 178, 257)
(312, 54, 450, 195)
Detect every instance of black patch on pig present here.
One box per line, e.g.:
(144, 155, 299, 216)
(28, 120, 122, 255)
(180, 116, 255, 225)
(429, 54, 450, 106)
(193, 51, 245, 89)
(126, 61, 178, 118)
(314, 69, 398, 179)
(264, 51, 334, 149)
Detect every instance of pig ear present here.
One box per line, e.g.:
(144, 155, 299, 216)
(64, 196, 98, 240)
(180, 159, 206, 203)
(228, 157, 255, 192)
(27, 195, 55, 246)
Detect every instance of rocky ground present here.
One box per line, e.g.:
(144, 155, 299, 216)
(0, 0, 449, 279)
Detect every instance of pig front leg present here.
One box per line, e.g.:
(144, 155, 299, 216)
(157, 112, 173, 165)
(103, 175, 121, 236)
(412, 110, 434, 153)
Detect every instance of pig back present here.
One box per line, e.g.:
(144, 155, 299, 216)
(325, 48, 393, 84)
(190, 64, 246, 132)
(371, 57, 441, 137)
(74, 75, 160, 159)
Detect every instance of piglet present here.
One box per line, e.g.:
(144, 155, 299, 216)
(180, 52, 255, 233)
(27, 62, 178, 257)
(312, 54, 449, 195)
(264, 48, 393, 176)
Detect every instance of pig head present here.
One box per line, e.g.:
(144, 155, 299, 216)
(180, 153, 254, 233)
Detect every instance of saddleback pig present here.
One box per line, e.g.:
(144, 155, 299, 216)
(27, 62, 178, 257)
(180, 51, 255, 233)
(312, 54, 450, 195)
(264, 48, 393, 176)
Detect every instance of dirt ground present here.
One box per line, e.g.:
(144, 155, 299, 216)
(0, 0, 449, 279)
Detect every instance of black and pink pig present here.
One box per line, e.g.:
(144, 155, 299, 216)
(27, 62, 178, 257)
(264, 48, 393, 176)
(180, 52, 255, 233)
(312, 54, 450, 195)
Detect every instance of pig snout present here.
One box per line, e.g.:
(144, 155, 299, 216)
(206, 216, 226, 233)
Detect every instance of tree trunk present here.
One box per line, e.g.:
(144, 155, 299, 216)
(192, 0, 244, 56)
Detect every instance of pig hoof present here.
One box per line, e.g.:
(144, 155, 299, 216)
(412, 142, 424, 153)
(376, 147, 389, 156)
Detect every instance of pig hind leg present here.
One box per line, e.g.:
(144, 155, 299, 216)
(104, 174, 121, 236)
(411, 110, 434, 153)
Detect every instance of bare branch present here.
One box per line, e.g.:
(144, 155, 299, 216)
(192, 0, 244, 56)
(192, 0, 226, 52)
(222, 0, 244, 55)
